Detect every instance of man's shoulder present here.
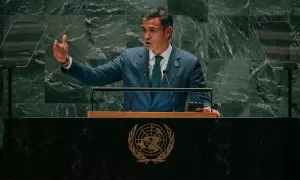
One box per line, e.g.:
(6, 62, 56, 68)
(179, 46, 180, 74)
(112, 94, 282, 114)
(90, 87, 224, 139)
(124, 47, 145, 55)
(175, 47, 198, 61)
(117, 47, 145, 65)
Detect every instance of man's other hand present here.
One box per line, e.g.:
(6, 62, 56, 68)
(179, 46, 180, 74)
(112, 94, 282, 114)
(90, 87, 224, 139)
(203, 107, 221, 117)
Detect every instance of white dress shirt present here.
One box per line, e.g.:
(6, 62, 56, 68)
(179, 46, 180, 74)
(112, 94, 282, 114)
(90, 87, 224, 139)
(148, 43, 172, 79)
(63, 56, 73, 69)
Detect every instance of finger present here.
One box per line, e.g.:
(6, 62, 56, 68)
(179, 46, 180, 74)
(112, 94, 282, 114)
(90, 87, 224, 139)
(53, 42, 60, 52)
(54, 46, 62, 57)
(54, 43, 63, 51)
(54, 50, 58, 59)
(54, 47, 60, 57)
(58, 44, 65, 54)
(53, 40, 59, 47)
(54, 51, 60, 60)
(203, 107, 211, 112)
(53, 44, 59, 57)
(53, 42, 59, 50)
(53, 44, 60, 54)
(54, 51, 64, 62)
(62, 34, 67, 46)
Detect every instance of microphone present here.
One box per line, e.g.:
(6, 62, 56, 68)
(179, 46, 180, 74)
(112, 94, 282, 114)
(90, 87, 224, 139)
(163, 70, 175, 112)
(128, 72, 149, 111)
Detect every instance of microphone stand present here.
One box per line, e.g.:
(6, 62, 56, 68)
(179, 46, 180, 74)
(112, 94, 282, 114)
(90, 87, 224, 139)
(2, 66, 14, 180)
(163, 70, 176, 112)
(283, 62, 298, 118)
(90, 73, 151, 111)
(128, 73, 149, 111)
(91, 88, 213, 113)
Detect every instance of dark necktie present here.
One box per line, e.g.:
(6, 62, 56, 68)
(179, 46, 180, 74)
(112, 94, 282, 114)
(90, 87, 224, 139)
(151, 55, 163, 87)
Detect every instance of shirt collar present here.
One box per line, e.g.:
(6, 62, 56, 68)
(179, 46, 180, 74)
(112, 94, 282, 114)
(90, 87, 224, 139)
(149, 43, 172, 60)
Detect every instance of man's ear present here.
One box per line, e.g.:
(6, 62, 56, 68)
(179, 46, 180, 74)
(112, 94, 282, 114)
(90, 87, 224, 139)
(165, 26, 173, 39)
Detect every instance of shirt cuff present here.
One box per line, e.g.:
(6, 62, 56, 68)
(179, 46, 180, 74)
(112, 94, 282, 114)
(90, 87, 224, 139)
(63, 56, 72, 70)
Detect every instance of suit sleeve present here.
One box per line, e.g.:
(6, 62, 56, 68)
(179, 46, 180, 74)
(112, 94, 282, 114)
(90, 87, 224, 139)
(188, 59, 211, 107)
(61, 52, 124, 86)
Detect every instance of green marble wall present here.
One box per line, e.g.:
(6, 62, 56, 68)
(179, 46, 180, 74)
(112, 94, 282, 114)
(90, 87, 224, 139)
(1, 0, 300, 147)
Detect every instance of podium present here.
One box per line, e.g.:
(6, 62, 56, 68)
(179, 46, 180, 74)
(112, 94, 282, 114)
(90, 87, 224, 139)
(87, 111, 219, 118)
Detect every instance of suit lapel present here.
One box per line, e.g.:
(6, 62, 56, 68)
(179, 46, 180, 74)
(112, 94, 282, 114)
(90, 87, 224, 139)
(162, 46, 181, 86)
(153, 46, 181, 106)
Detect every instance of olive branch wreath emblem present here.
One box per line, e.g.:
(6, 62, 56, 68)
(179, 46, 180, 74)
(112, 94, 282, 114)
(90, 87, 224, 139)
(128, 123, 175, 164)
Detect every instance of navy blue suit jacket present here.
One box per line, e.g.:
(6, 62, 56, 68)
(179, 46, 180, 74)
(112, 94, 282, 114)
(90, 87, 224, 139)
(62, 45, 210, 111)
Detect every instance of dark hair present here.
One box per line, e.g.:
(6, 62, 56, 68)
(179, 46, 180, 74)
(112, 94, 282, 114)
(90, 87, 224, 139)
(142, 7, 173, 30)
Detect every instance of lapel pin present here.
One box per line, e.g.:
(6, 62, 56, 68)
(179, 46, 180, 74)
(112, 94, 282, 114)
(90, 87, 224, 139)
(174, 61, 179, 67)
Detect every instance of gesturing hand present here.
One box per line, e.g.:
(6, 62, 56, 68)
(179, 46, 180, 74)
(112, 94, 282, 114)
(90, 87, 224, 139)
(53, 34, 69, 64)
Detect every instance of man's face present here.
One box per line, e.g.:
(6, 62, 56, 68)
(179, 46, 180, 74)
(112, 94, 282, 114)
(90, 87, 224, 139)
(141, 17, 172, 54)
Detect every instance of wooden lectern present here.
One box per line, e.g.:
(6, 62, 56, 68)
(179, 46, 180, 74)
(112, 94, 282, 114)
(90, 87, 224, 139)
(87, 111, 219, 118)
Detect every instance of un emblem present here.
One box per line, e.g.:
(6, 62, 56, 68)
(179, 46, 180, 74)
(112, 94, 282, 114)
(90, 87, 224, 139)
(128, 123, 175, 164)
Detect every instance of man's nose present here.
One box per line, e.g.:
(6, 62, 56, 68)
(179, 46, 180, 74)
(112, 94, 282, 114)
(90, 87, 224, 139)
(144, 32, 151, 39)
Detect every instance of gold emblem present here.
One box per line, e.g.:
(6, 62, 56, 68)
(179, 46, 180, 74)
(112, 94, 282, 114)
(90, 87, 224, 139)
(128, 123, 174, 164)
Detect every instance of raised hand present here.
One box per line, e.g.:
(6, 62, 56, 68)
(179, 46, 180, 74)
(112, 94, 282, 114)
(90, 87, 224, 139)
(53, 34, 69, 64)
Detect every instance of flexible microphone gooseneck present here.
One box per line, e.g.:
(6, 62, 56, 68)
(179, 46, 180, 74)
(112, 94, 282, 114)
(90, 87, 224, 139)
(163, 70, 176, 112)
(128, 72, 149, 111)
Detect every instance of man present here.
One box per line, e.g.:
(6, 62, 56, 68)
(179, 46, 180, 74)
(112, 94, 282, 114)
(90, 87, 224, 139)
(53, 7, 220, 115)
